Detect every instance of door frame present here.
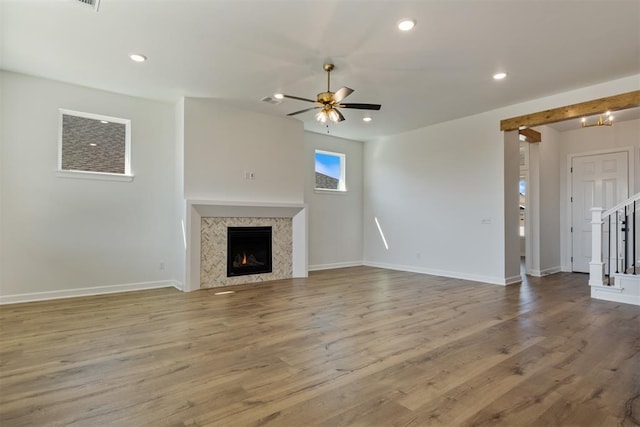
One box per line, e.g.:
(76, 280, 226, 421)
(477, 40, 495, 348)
(566, 146, 635, 272)
(520, 170, 534, 276)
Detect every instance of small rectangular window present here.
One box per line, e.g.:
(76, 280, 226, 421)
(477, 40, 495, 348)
(315, 150, 346, 191)
(58, 109, 132, 181)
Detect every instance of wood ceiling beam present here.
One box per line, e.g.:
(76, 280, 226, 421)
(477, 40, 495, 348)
(519, 128, 541, 143)
(500, 90, 640, 131)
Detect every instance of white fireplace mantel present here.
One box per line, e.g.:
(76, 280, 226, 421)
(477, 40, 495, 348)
(184, 200, 308, 292)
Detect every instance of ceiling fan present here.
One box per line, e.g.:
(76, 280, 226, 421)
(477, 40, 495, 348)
(281, 63, 381, 123)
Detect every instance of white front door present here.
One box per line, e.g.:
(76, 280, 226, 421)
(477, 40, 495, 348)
(571, 151, 628, 273)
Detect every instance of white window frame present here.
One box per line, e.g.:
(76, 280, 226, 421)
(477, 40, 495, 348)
(57, 109, 134, 182)
(314, 149, 346, 192)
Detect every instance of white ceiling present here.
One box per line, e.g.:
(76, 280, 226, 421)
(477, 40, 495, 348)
(2, 0, 639, 141)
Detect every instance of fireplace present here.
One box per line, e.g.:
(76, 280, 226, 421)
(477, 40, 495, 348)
(191, 202, 306, 290)
(227, 226, 272, 277)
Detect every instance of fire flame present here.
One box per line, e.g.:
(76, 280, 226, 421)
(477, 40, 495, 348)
(241, 252, 247, 265)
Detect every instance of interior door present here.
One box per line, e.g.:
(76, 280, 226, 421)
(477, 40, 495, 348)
(571, 151, 628, 272)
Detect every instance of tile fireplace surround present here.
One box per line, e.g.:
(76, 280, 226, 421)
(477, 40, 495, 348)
(184, 200, 308, 292)
(201, 217, 291, 288)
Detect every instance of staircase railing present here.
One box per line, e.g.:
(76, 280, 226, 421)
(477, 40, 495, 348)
(590, 193, 640, 286)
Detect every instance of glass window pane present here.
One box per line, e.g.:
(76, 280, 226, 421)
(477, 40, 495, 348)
(315, 150, 345, 191)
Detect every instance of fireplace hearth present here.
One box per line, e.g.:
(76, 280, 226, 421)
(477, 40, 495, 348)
(227, 226, 272, 277)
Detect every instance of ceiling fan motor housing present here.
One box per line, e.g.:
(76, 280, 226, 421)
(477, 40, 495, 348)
(317, 92, 334, 103)
(283, 62, 381, 121)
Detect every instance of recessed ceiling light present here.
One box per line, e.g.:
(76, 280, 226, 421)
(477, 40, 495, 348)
(493, 72, 507, 80)
(129, 53, 147, 63)
(398, 19, 415, 31)
(273, 93, 284, 99)
(363, 117, 372, 122)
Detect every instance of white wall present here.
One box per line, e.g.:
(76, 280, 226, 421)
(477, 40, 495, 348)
(183, 98, 304, 203)
(174, 98, 186, 286)
(179, 98, 306, 289)
(0, 71, 179, 300)
(304, 132, 363, 269)
(527, 125, 561, 276)
(504, 130, 521, 282)
(364, 113, 506, 284)
(2, 70, 637, 300)
(559, 117, 640, 270)
(363, 74, 639, 285)
(538, 126, 561, 274)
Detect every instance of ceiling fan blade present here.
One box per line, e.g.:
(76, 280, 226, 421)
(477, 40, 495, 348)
(283, 94, 317, 103)
(334, 108, 345, 122)
(338, 103, 382, 110)
(332, 87, 354, 103)
(287, 107, 320, 116)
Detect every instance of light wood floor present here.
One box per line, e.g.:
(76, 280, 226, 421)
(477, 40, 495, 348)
(1, 267, 639, 426)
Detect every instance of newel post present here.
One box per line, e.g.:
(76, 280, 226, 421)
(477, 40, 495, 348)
(589, 207, 605, 286)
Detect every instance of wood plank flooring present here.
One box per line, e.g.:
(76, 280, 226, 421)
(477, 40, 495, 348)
(1, 267, 639, 426)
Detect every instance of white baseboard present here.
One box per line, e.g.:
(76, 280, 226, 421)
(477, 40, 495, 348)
(529, 266, 562, 277)
(308, 261, 363, 271)
(364, 261, 519, 286)
(591, 285, 640, 307)
(0, 280, 183, 305)
(504, 275, 523, 286)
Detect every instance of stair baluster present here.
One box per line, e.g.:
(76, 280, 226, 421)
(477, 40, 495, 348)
(624, 206, 628, 273)
(608, 215, 612, 280)
(616, 212, 619, 274)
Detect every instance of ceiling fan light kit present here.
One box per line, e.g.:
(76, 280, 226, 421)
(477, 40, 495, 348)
(282, 63, 381, 124)
(581, 112, 614, 128)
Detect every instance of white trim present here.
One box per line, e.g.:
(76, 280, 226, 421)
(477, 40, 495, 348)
(314, 189, 349, 195)
(520, 169, 533, 275)
(603, 192, 640, 218)
(0, 280, 183, 305)
(566, 146, 635, 272)
(590, 284, 624, 292)
(185, 200, 308, 292)
(528, 266, 562, 277)
(591, 286, 640, 307)
(505, 275, 523, 286)
(308, 261, 363, 271)
(56, 170, 134, 182)
(314, 149, 347, 192)
(363, 261, 520, 286)
(58, 108, 132, 176)
(519, 141, 529, 170)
